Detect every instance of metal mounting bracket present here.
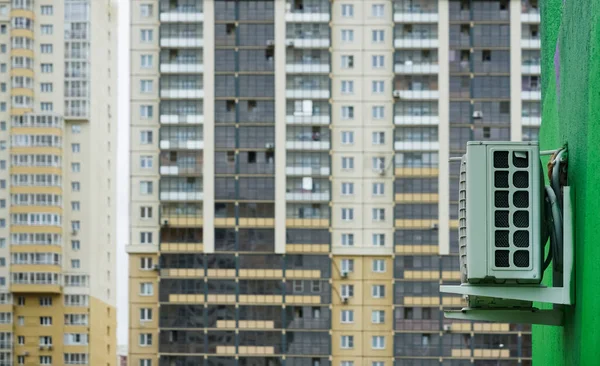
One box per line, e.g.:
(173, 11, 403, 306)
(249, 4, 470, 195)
(440, 186, 574, 325)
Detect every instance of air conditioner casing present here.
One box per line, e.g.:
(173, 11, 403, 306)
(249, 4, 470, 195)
(461, 141, 542, 284)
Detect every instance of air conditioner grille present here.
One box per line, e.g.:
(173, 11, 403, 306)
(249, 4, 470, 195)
(459, 157, 468, 282)
(514, 211, 529, 228)
(495, 211, 509, 227)
(495, 250, 510, 267)
(513, 230, 529, 247)
(494, 191, 509, 208)
(495, 230, 509, 247)
(513, 191, 529, 208)
(512, 151, 529, 167)
(494, 151, 509, 168)
(513, 171, 529, 188)
(495, 171, 509, 188)
(513, 250, 529, 267)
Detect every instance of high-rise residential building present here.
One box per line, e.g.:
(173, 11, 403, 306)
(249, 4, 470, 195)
(0, 0, 118, 365)
(128, 0, 538, 365)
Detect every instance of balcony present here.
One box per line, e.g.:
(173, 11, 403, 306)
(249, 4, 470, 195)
(394, 37, 439, 49)
(286, 166, 330, 176)
(393, 90, 439, 100)
(286, 114, 330, 125)
(159, 191, 203, 201)
(286, 88, 329, 99)
(285, 2, 330, 23)
(286, 63, 330, 74)
(160, 89, 204, 99)
(159, 139, 204, 150)
(521, 116, 541, 126)
(393, 12, 438, 23)
(160, 37, 203, 48)
(160, 114, 204, 124)
(160, 9, 204, 23)
(521, 12, 540, 23)
(521, 38, 541, 49)
(285, 141, 330, 150)
(286, 128, 330, 150)
(160, 63, 204, 74)
(394, 62, 439, 74)
(394, 141, 439, 151)
(394, 115, 439, 125)
(285, 192, 330, 202)
(522, 64, 541, 74)
(521, 90, 541, 100)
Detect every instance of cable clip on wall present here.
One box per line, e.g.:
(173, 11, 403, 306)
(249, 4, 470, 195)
(441, 142, 572, 326)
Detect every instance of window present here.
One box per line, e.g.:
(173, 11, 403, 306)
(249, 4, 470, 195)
(341, 335, 354, 349)
(341, 233, 354, 247)
(341, 284, 354, 297)
(71, 163, 80, 173)
(341, 29, 354, 42)
(140, 360, 152, 366)
(372, 55, 385, 68)
(341, 80, 354, 94)
(140, 206, 153, 219)
(140, 105, 153, 118)
(372, 208, 385, 221)
(292, 280, 303, 292)
(140, 257, 153, 270)
(341, 55, 354, 69)
(39, 336, 52, 346)
(140, 156, 153, 169)
(372, 310, 385, 324)
(341, 131, 354, 144)
(41, 5, 53, 15)
(372, 183, 384, 195)
(311, 280, 321, 293)
(372, 259, 386, 273)
(341, 208, 354, 221)
(341, 310, 354, 323)
(71, 201, 80, 211)
(139, 333, 152, 346)
(341, 157, 354, 170)
(140, 4, 153, 17)
(140, 232, 153, 244)
(341, 182, 354, 195)
(40, 356, 52, 365)
(140, 130, 153, 144)
(71, 221, 80, 232)
(140, 308, 153, 321)
(71, 240, 80, 250)
(41, 83, 53, 92)
(341, 362, 354, 366)
(372, 336, 385, 349)
(41, 102, 53, 111)
(71, 182, 80, 192)
(372, 81, 385, 93)
(40, 316, 52, 326)
(71, 260, 80, 269)
(372, 285, 386, 298)
(372, 4, 385, 16)
(372, 132, 385, 145)
(372, 106, 385, 119)
(17, 356, 24, 365)
(341, 4, 354, 16)
(41, 63, 53, 73)
(341, 106, 354, 119)
(372, 157, 385, 170)
(41, 25, 53, 34)
(140, 80, 153, 93)
(372, 30, 384, 42)
(140, 29, 153, 42)
(372, 234, 385, 246)
(341, 259, 354, 274)
(140, 282, 153, 295)
(72, 125, 81, 134)
(140, 181, 153, 195)
(40, 297, 52, 306)
(141, 54, 153, 68)
(18, 335, 24, 344)
(40, 44, 53, 54)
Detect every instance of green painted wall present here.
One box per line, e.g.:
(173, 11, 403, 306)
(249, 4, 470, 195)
(534, 0, 600, 365)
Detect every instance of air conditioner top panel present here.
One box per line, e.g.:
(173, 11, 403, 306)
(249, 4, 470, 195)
(467, 141, 539, 147)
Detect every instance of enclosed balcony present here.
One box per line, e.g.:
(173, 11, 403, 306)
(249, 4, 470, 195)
(160, 49, 203, 74)
(394, 24, 438, 49)
(395, 50, 438, 74)
(160, 101, 203, 124)
(160, 24, 203, 47)
(286, 203, 330, 228)
(522, 49, 541, 74)
(160, 0, 204, 22)
(286, 177, 330, 202)
(160, 151, 203, 175)
(394, 101, 439, 125)
(393, 0, 438, 23)
(521, 24, 541, 49)
(160, 126, 203, 150)
(394, 126, 439, 151)
(285, 23, 330, 48)
(286, 49, 330, 74)
(10, 272, 61, 294)
(160, 75, 204, 99)
(522, 101, 541, 126)
(286, 126, 330, 150)
(286, 75, 330, 99)
(160, 203, 203, 227)
(393, 75, 439, 100)
(160, 177, 203, 201)
(286, 100, 330, 125)
(286, 152, 330, 176)
(285, 0, 329, 22)
(521, 0, 540, 23)
(521, 75, 541, 100)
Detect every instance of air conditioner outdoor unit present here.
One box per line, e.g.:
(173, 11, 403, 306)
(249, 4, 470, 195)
(266, 40, 275, 46)
(163, 219, 169, 226)
(286, 40, 295, 47)
(23, 352, 29, 356)
(392, 90, 402, 98)
(473, 110, 483, 119)
(152, 264, 160, 271)
(341, 297, 349, 304)
(376, 168, 385, 176)
(443, 324, 452, 332)
(341, 271, 348, 279)
(265, 143, 275, 149)
(441, 142, 574, 327)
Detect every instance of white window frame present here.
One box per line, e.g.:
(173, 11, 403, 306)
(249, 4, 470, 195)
(341, 131, 354, 144)
(341, 106, 354, 119)
(372, 106, 385, 119)
(139, 333, 152, 346)
(341, 208, 354, 221)
(340, 310, 354, 324)
(341, 233, 354, 247)
(341, 29, 354, 42)
(341, 4, 354, 17)
(340, 335, 354, 349)
(341, 80, 354, 94)
(372, 182, 384, 196)
(341, 284, 354, 298)
(372, 336, 385, 349)
(372, 80, 385, 93)
(372, 30, 384, 43)
(140, 257, 153, 270)
(372, 55, 385, 68)
(372, 4, 385, 17)
(372, 208, 385, 221)
(341, 55, 354, 69)
(341, 157, 354, 170)
(371, 285, 386, 298)
(140, 282, 153, 296)
(140, 308, 153, 321)
(341, 182, 354, 195)
(371, 310, 385, 324)
(372, 233, 385, 247)
(340, 259, 354, 273)
(372, 259, 386, 273)
(372, 132, 385, 145)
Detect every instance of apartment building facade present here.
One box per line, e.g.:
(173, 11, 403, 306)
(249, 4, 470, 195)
(129, 0, 538, 365)
(0, 0, 118, 365)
